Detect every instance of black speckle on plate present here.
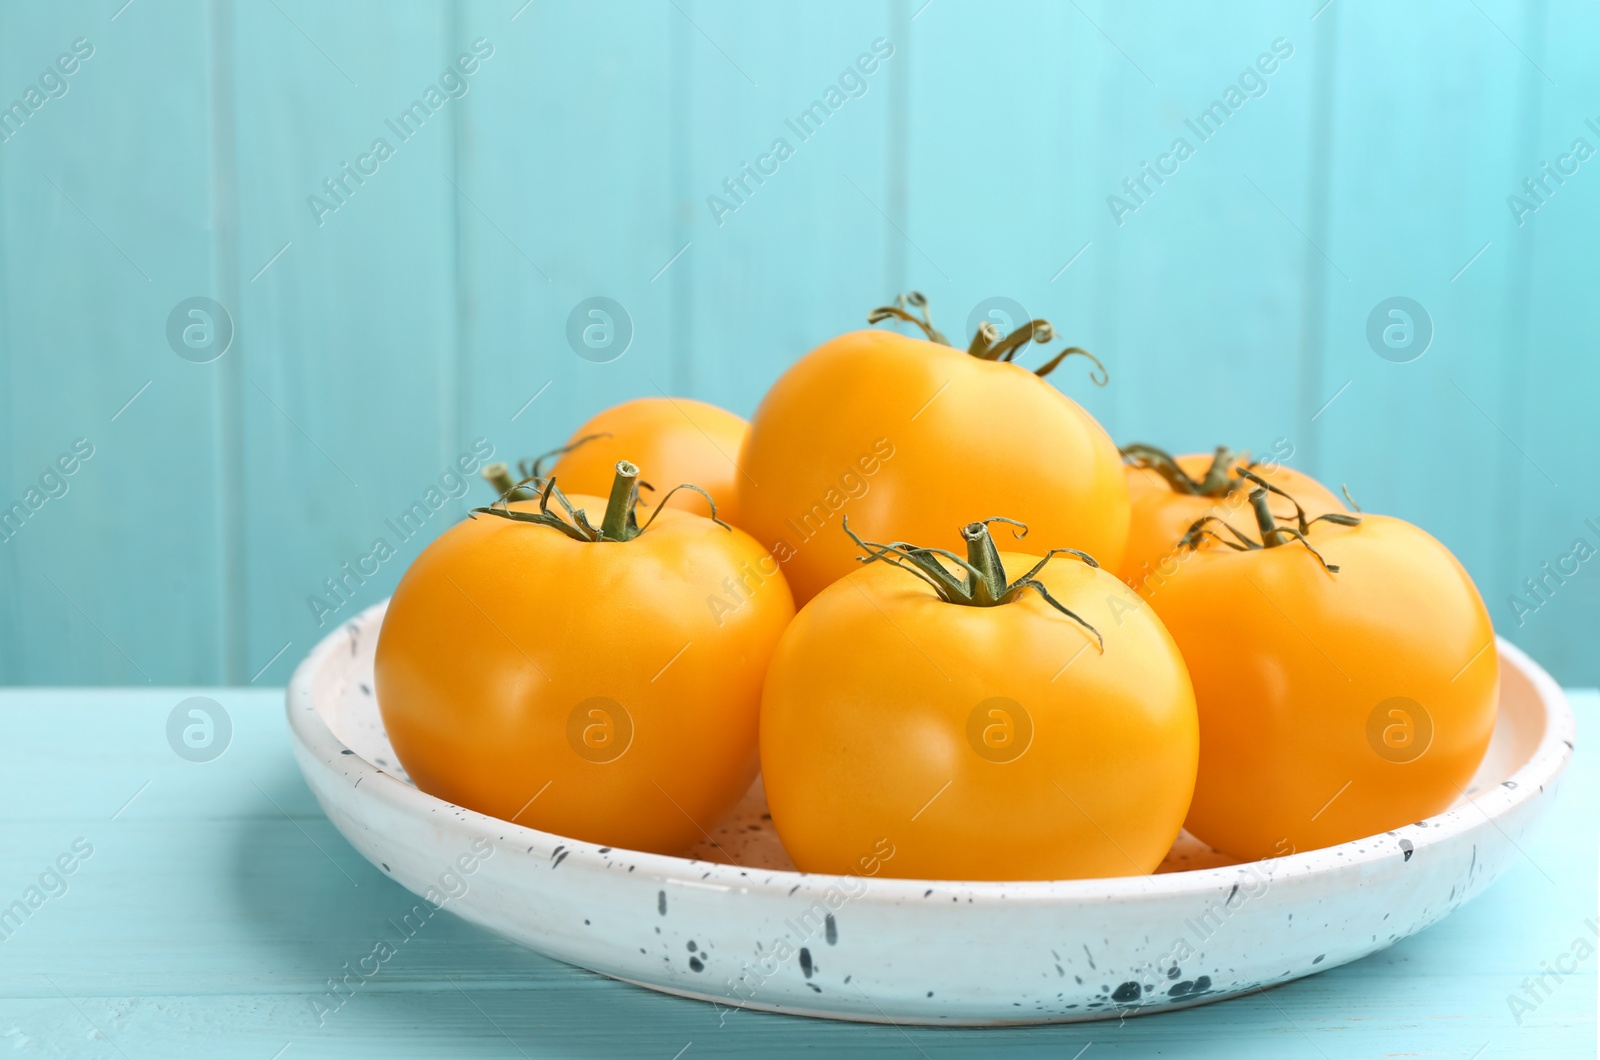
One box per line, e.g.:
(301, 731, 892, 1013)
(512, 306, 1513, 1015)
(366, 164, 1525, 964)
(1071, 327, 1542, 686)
(689, 956, 704, 973)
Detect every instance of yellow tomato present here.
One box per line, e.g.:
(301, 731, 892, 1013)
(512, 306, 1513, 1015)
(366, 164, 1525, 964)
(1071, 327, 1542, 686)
(545, 397, 748, 524)
(738, 295, 1129, 605)
(1144, 492, 1498, 860)
(375, 462, 794, 855)
(760, 519, 1198, 880)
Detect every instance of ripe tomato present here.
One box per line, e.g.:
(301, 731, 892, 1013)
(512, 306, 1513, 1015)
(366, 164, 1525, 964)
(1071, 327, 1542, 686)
(1144, 488, 1498, 860)
(375, 462, 794, 855)
(737, 294, 1129, 605)
(496, 397, 748, 525)
(1118, 443, 1345, 587)
(760, 518, 1198, 881)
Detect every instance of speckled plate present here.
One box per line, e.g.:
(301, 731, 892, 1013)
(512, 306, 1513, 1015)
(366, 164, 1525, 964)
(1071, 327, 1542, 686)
(285, 600, 1573, 1025)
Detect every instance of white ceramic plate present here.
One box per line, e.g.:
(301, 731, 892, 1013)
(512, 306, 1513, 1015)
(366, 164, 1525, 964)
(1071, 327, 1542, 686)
(286, 600, 1573, 1025)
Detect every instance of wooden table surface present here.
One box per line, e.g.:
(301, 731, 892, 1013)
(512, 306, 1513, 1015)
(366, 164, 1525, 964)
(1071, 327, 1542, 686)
(2, 688, 1594, 1058)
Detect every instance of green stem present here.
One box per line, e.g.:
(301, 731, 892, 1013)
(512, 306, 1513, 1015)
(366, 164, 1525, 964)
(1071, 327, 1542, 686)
(472, 459, 730, 545)
(1194, 446, 1236, 495)
(1121, 443, 1236, 497)
(843, 515, 1105, 648)
(481, 461, 536, 501)
(868, 291, 1106, 384)
(1248, 489, 1292, 547)
(600, 461, 639, 541)
(961, 522, 1008, 605)
(482, 462, 519, 497)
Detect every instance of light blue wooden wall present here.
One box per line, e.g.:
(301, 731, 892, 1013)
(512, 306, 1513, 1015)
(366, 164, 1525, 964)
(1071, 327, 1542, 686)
(2, 0, 1596, 686)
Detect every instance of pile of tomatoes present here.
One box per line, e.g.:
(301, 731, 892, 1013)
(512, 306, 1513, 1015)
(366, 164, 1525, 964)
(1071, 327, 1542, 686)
(375, 294, 1498, 881)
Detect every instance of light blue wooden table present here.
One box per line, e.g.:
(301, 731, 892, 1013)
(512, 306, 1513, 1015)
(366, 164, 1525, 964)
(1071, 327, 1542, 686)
(2, 688, 1593, 1058)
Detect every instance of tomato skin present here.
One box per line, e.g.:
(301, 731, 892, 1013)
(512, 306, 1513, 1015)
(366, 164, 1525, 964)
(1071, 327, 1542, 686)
(1145, 514, 1498, 860)
(737, 329, 1129, 605)
(760, 551, 1197, 881)
(1119, 454, 1345, 587)
(548, 397, 748, 525)
(374, 497, 794, 855)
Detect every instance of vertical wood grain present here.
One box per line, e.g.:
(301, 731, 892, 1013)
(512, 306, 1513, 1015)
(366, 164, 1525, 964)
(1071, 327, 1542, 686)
(1499, 0, 1600, 680)
(671, 0, 896, 417)
(1065, 2, 1319, 455)
(0, 0, 227, 685)
(226, 0, 462, 685)
(453, 0, 678, 476)
(1312, 0, 1551, 669)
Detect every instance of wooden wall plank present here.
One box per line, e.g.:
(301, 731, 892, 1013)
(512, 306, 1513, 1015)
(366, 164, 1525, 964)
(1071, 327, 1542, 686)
(1312, 0, 1556, 666)
(669, 0, 896, 419)
(1499, 0, 1600, 681)
(0, 0, 227, 685)
(452, 0, 678, 473)
(226, 0, 464, 684)
(1062, 2, 1319, 460)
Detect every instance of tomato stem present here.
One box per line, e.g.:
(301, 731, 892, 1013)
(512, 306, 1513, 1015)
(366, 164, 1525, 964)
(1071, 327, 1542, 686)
(481, 433, 614, 501)
(601, 461, 641, 540)
(962, 521, 1011, 605)
(470, 459, 733, 542)
(1178, 470, 1363, 573)
(867, 291, 1109, 385)
(519, 432, 612, 486)
(866, 290, 948, 345)
(1121, 443, 1237, 497)
(480, 461, 534, 502)
(843, 516, 1105, 650)
(1248, 489, 1294, 547)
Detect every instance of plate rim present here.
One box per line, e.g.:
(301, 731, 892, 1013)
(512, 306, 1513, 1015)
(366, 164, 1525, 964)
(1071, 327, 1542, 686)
(287, 598, 1575, 901)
